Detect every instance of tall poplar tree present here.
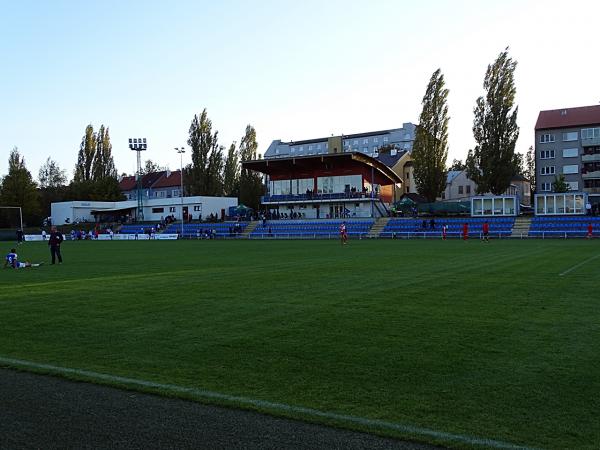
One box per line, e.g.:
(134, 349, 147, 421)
(238, 125, 263, 209)
(466, 49, 520, 195)
(411, 68, 449, 202)
(92, 125, 117, 180)
(223, 142, 240, 196)
(74, 125, 96, 182)
(187, 109, 220, 196)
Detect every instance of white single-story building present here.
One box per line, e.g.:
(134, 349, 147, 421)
(51, 196, 238, 225)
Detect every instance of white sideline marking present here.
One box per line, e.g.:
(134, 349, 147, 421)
(559, 254, 600, 277)
(0, 356, 536, 450)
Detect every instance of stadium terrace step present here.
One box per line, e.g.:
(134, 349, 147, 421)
(510, 216, 531, 238)
(241, 221, 259, 238)
(367, 217, 390, 238)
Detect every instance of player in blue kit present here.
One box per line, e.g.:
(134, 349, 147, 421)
(4, 249, 43, 269)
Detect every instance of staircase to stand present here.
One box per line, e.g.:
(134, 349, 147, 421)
(241, 221, 259, 238)
(511, 216, 531, 238)
(367, 217, 390, 238)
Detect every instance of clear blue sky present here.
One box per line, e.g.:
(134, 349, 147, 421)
(1, 0, 599, 180)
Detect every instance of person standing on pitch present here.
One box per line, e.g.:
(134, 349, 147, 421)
(462, 222, 469, 241)
(48, 226, 64, 264)
(482, 221, 490, 242)
(339, 221, 348, 245)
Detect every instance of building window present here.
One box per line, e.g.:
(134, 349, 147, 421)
(540, 149, 555, 159)
(193, 205, 201, 211)
(325, 143, 328, 149)
(540, 134, 555, 143)
(308, 145, 313, 151)
(353, 140, 358, 145)
(563, 164, 579, 174)
(373, 146, 378, 153)
(169, 206, 176, 212)
(152, 207, 164, 213)
(466, 185, 471, 194)
(562, 132, 578, 142)
(290, 147, 295, 152)
(541, 182, 551, 191)
(458, 185, 464, 195)
(374, 137, 378, 143)
(363, 138, 369, 144)
(299, 146, 303, 152)
(541, 166, 556, 175)
(562, 148, 578, 158)
(317, 144, 321, 150)
(567, 181, 579, 190)
(383, 137, 389, 143)
(363, 147, 368, 153)
(581, 128, 600, 140)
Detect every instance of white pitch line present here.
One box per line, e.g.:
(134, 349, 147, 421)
(0, 356, 537, 450)
(559, 254, 600, 277)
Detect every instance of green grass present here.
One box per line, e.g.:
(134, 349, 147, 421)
(1, 239, 599, 448)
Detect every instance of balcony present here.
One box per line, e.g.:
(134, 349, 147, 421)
(261, 192, 381, 204)
(582, 136, 600, 147)
(584, 187, 600, 194)
(582, 170, 600, 180)
(581, 153, 600, 162)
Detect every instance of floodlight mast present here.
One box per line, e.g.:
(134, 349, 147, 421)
(175, 147, 185, 238)
(128, 138, 147, 221)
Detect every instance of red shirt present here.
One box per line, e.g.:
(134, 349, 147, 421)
(483, 223, 489, 233)
(588, 224, 593, 234)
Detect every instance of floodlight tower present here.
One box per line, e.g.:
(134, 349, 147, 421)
(128, 138, 147, 221)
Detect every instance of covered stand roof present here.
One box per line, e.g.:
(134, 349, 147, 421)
(242, 152, 402, 186)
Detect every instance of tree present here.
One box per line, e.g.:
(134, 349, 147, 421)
(525, 145, 535, 194)
(38, 157, 68, 219)
(92, 125, 117, 180)
(466, 48, 520, 195)
(552, 174, 570, 193)
(223, 142, 240, 197)
(448, 159, 465, 171)
(186, 109, 220, 196)
(74, 125, 96, 182)
(0, 147, 40, 225)
(412, 68, 450, 202)
(238, 125, 264, 209)
(140, 159, 167, 175)
(38, 157, 67, 189)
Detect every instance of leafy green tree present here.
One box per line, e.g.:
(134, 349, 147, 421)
(412, 68, 450, 202)
(74, 125, 96, 182)
(223, 142, 240, 196)
(206, 145, 224, 196)
(466, 48, 520, 195)
(0, 147, 40, 225)
(140, 159, 166, 175)
(552, 174, 570, 193)
(39, 157, 67, 189)
(448, 159, 465, 171)
(525, 145, 535, 194)
(238, 125, 263, 209)
(92, 125, 117, 180)
(38, 157, 68, 219)
(186, 109, 220, 196)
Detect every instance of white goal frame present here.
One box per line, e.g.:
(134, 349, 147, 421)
(0, 206, 23, 231)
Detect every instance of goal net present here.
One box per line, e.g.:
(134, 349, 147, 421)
(0, 206, 23, 241)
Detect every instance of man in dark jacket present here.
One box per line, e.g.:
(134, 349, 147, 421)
(48, 226, 64, 264)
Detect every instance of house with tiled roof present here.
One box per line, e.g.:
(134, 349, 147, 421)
(119, 170, 183, 201)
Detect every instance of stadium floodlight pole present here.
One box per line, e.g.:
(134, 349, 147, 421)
(128, 138, 148, 221)
(175, 147, 186, 238)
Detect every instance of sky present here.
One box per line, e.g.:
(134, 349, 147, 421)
(1, 0, 599, 180)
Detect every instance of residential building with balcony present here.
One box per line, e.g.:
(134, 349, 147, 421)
(535, 105, 600, 206)
(119, 170, 182, 201)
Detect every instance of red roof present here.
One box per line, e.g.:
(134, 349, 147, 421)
(119, 175, 136, 191)
(535, 105, 600, 130)
(152, 170, 181, 188)
(119, 170, 182, 192)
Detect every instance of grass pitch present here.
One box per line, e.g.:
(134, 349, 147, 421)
(1, 238, 599, 449)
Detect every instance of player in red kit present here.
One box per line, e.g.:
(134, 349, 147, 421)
(442, 224, 447, 240)
(482, 221, 490, 242)
(340, 221, 348, 245)
(462, 222, 469, 241)
(587, 223, 593, 239)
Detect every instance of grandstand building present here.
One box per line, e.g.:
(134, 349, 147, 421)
(50, 196, 237, 226)
(244, 124, 418, 218)
(243, 152, 403, 218)
(535, 105, 600, 209)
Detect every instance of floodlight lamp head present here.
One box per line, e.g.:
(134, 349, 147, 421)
(128, 137, 147, 151)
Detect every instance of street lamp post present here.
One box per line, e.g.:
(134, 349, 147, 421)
(175, 147, 185, 238)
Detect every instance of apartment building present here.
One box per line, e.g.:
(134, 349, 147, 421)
(535, 105, 600, 205)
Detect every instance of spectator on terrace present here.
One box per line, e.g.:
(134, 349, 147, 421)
(422, 219, 427, 230)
